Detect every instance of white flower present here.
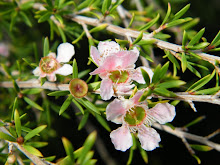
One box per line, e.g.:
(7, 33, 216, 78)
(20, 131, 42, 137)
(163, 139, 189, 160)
(33, 43, 75, 81)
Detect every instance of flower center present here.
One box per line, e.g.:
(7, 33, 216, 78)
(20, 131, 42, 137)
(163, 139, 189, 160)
(109, 70, 129, 84)
(39, 56, 60, 74)
(69, 78, 88, 98)
(124, 106, 146, 126)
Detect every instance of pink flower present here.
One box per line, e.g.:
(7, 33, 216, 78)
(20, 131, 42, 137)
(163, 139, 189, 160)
(90, 41, 153, 100)
(106, 91, 176, 151)
(0, 43, 9, 57)
(33, 43, 75, 82)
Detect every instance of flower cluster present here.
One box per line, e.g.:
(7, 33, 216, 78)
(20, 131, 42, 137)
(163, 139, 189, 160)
(33, 43, 75, 81)
(90, 41, 176, 152)
(90, 41, 153, 100)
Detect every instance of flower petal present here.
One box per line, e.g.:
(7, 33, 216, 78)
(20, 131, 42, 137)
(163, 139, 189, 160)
(106, 99, 126, 124)
(33, 67, 41, 76)
(110, 125, 133, 152)
(56, 43, 75, 63)
(116, 84, 135, 93)
(98, 41, 120, 57)
(130, 91, 144, 105)
(54, 64, 73, 76)
(149, 103, 176, 124)
(138, 125, 161, 151)
(100, 79, 114, 100)
(90, 46, 101, 66)
(132, 66, 154, 84)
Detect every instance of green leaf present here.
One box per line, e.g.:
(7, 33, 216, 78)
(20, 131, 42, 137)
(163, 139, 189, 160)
(192, 154, 201, 164)
(24, 97, 44, 111)
(157, 80, 186, 88)
(77, 131, 97, 164)
(11, 97, 18, 121)
(88, 82, 101, 91)
(190, 144, 213, 152)
(184, 116, 206, 128)
(23, 145, 43, 157)
(38, 12, 52, 23)
(139, 148, 148, 164)
(72, 98, 84, 115)
(172, 4, 190, 21)
(0, 132, 16, 142)
(139, 14, 160, 31)
(161, 3, 171, 26)
(153, 87, 176, 97)
(48, 90, 70, 97)
(57, 26, 66, 43)
(187, 70, 216, 92)
(166, 18, 192, 28)
(10, 11, 18, 31)
(127, 148, 134, 165)
(181, 52, 187, 73)
(24, 125, 47, 141)
(22, 58, 37, 68)
(181, 18, 200, 30)
(19, 11, 32, 27)
(188, 42, 210, 50)
(136, 39, 156, 45)
(43, 37, 49, 57)
(20, 0, 34, 10)
(21, 88, 43, 95)
(138, 89, 152, 102)
(187, 28, 205, 47)
(132, 31, 143, 45)
(59, 95, 73, 115)
(194, 86, 220, 95)
(76, 98, 100, 115)
(109, 0, 124, 14)
(62, 137, 75, 164)
(72, 59, 78, 79)
(159, 61, 170, 79)
(128, 12, 135, 28)
(95, 113, 111, 132)
(141, 68, 150, 86)
(102, 0, 111, 14)
(187, 63, 201, 78)
(152, 64, 161, 83)
(89, 24, 108, 33)
(78, 111, 89, 130)
(166, 51, 180, 69)
(14, 109, 22, 137)
(210, 30, 220, 47)
(77, 0, 95, 11)
(25, 142, 48, 148)
(182, 30, 188, 48)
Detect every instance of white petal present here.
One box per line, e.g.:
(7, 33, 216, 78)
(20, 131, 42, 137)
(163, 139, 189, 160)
(56, 43, 75, 63)
(106, 99, 126, 124)
(98, 41, 120, 57)
(33, 67, 41, 76)
(110, 125, 133, 152)
(54, 64, 73, 76)
(100, 79, 114, 100)
(138, 125, 161, 151)
(149, 103, 176, 124)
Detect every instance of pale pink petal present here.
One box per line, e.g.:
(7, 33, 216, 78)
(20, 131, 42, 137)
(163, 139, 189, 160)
(54, 64, 73, 76)
(89, 56, 118, 75)
(149, 103, 176, 124)
(114, 50, 139, 69)
(47, 73, 56, 82)
(106, 99, 126, 124)
(48, 52, 56, 58)
(56, 43, 75, 63)
(33, 67, 41, 76)
(132, 66, 154, 84)
(110, 125, 133, 152)
(138, 125, 161, 151)
(130, 91, 144, 105)
(90, 46, 101, 66)
(100, 79, 114, 100)
(0, 43, 9, 57)
(98, 41, 120, 57)
(116, 84, 135, 93)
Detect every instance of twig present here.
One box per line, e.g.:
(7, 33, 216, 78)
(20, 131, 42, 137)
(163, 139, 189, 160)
(153, 123, 220, 151)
